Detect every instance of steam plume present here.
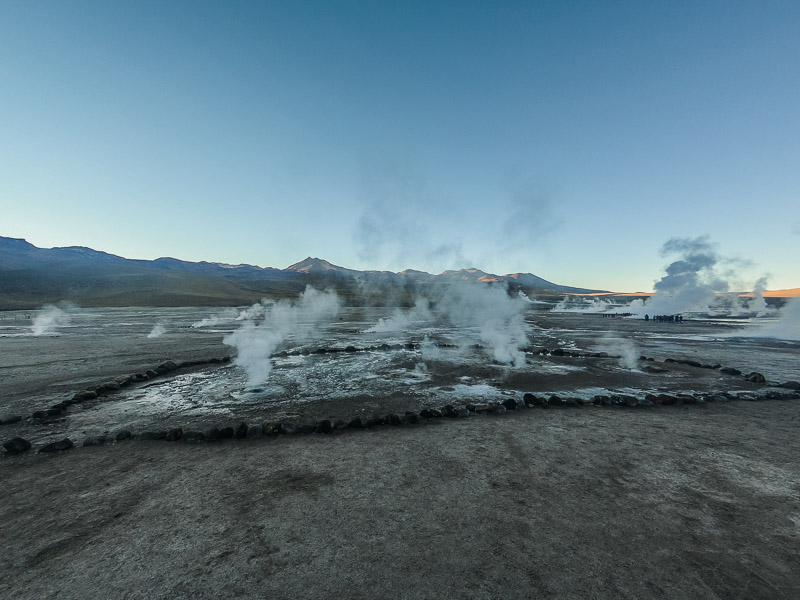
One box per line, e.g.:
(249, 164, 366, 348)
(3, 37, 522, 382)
(743, 299, 800, 341)
(147, 323, 166, 338)
(31, 304, 71, 336)
(366, 282, 530, 367)
(223, 286, 341, 386)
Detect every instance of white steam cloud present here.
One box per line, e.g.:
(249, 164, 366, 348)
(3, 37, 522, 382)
(366, 283, 530, 368)
(366, 297, 433, 332)
(551, 296, 616, 313)
(31, 304, 72, 336)
(223, 286, 341, 386)
(593, 335, 640, 370)
(742, 299, 800, 341)
(147, 323, 166, 338)
(625, 236, 771, 318)
(192, 308, 239, 328)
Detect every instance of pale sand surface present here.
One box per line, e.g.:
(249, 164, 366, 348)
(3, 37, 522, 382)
(2, 400, 799, 599)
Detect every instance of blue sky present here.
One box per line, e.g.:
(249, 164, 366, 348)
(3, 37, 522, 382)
(1, 0, 798, 291)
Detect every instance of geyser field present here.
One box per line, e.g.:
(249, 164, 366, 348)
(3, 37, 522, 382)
(2, 291, 799, 445)
(2, 293, 800, 599)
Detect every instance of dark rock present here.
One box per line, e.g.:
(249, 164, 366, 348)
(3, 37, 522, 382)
(333, 419, 348, 430)
(645, 394, 660, 405)
(764, 391, 782, 400)
(636, 397, 654, 407)
(465, 403, 478, 413)
(146, 369, 158, 378)
(719, 367, 742, 376)
(403, 412, 420, 424)
(0, 415, 22, 425)
(745, 372, 766, 384)
(550, 348, 565, 356)
(592, 395, 611, 406)
(99, 381, 121, 391)
(39, 438, 74, 453)
(657, 394, 678, 406)
(386, 414, 402, 426)
(115, 430, 133, 442)
(159, 361, 178, 372)
(316, 419, 334, 433)
(547, 395, 563, 407)
(45, 408, 63, 417)
(234, 422, 248, 439)
(523, 393, 538, 407)
(491, 404, 507, 414)
(165, 427, 183, 442)
(139, 430, 167, 441)
(183, 431, 206, 442)
(645, 365, 668, 373)
(562, 397, 581, 408)
(264, 422, 283, 435)
(419, 409, 433, 419)
(348, 417, 365, 429)
(781, 381, 800, 390)
(428, 408, 443, 418)
(454, 406, 470, 418)
(344, 345, 358, 352)
(296, 423, 316, 434)
(32, 410, 47, 419)
(72, 390, 97, 402)
(220, 427, 234, 439)
(4, 437, 31, 454)
(83, 435, 107, 446)
(678, 395, 697, 404)
(246, 424, 263, 439)
(205, 427, 222, 442)
(441, 405, 458, 418)
(473, 404, 491, 413)
(365, 416, 386, 428)
(502, 398, 518, 411)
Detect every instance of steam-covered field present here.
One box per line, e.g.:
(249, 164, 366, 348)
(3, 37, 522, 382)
(3, 300, 800, 599)
(1, 297, 798, 446)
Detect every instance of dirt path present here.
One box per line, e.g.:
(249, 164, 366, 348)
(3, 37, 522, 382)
(2, 400, 799, 599)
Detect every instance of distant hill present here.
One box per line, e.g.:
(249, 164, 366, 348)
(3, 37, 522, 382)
(0, 236, 606, 309)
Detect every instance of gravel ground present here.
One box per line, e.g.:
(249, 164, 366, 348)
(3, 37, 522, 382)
(2, 399, 799, 599)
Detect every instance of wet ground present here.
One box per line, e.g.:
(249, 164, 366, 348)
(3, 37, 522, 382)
(1, 306, 798, 445)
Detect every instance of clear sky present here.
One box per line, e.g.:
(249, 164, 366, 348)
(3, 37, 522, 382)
(1, 0, 798, 291)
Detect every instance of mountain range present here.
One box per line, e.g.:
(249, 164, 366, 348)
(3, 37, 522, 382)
(0, 236, 604, 309)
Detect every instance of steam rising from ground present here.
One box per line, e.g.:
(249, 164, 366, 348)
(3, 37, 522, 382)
(192, 308, 239, 328)
(223, 286, 341, 385)
(592, 335, 640, 370)
(147, 323, 166, 338)
(614, 236, 770, 318)
(742, 299, 800, 341)
(552, 297, 616, 313)
(367, 283, 530, 367)
(31, 305, 71, 336)
(366, 297, 433, 332)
